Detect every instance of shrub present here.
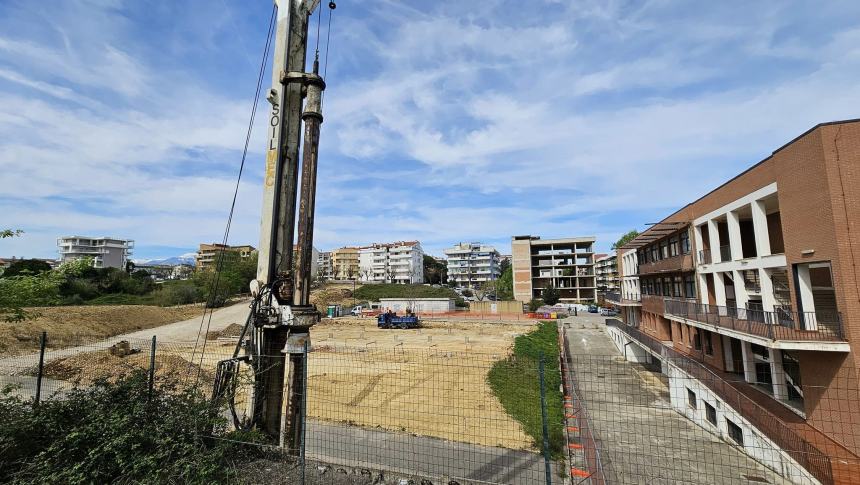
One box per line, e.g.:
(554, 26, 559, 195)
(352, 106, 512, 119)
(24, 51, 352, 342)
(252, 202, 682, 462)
(542, 284, 560, 306)
(1, 259, 52, 278)
(0, 371, 271, 483)
(527, 298, 544, 312)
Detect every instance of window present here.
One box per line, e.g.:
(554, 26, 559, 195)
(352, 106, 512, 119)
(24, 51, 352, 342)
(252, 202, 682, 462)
(693, 328, 702, 351)
(663, 278, 671, 296)
(650, 245, 659, 262)
(673, 276, 683, 297)
(684, 275, 696, 298)
(669, 236, 679, 257)
(727, 419, 744, 446)
(704, 331, 714, 355)
(660, 240, 669, 259)
(705, 401, 717, 425)
(680, 230, 691, 254)
(687, 388, 697, 409)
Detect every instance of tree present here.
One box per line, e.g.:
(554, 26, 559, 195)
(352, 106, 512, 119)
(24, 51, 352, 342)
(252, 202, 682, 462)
(2, 259, 52, 278)
(542, 284, 560, 306)
(422, 255, 446, 284)
(496, 265, 513, 300)
(612, 230, 640, 250)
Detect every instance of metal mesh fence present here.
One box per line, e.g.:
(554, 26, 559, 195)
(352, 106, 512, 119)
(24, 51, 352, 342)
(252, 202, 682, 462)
(2, 316, 859, 484)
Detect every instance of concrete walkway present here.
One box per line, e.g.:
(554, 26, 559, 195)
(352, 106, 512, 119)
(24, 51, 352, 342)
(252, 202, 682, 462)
(562, 317, 790, 485)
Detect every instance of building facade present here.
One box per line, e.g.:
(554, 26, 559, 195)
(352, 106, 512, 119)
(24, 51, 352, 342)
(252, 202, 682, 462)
(358, 241, 424, 284)
(595, 253, 620, 294)
(511, 235, 597, 303)
(196, 243, 256, 271)
(443, 242, 502, 288)
(317, 251, 332, 280)
(607, 120, 860, 484)
(57, 236, 133, 269)
(331, 247, 360, 280)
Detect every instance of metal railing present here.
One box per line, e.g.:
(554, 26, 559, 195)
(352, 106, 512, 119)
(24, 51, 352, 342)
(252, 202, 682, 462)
(605, 291, 640, 304)
(663, 298, 845, 342)
(698, 249, 711, 265)
(606, 320, 834, 485)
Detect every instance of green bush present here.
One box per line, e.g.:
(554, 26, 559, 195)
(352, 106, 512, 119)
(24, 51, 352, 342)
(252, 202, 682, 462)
(527, 298, 544, 312)
(1, 259, 52, 278)
(487, 321, 564, 458)
(0, 372, 271, 484)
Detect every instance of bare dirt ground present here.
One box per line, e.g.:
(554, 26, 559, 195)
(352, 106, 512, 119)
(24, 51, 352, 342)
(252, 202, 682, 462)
(0, 304, 206, 355)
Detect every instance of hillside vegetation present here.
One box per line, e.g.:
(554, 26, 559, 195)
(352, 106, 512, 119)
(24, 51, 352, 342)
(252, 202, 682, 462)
(353, 283, 465, 306)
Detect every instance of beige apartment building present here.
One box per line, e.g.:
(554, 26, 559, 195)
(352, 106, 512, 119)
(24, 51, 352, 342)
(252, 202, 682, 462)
(607, 119, 860, 484)
(511, 235, 596, 303)
(331, 246, 360, 279)
(196, 243, 256, 271)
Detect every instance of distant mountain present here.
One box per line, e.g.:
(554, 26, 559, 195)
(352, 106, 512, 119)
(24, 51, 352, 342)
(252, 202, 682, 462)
(134, 254, 196, 267)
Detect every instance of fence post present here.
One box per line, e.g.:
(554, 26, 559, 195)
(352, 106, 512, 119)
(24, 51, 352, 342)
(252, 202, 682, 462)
(538, 353, 552, 485)
(300, 339, 309, 485)
(148, 335, 157, 399)
(34, 331, 47, 406)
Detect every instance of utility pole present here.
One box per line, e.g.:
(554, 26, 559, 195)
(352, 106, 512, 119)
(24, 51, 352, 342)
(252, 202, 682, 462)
(254, 0, 325, 452)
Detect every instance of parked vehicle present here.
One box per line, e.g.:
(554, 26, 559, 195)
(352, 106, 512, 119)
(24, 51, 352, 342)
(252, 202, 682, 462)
(377, 310, 420, 329)
(600, 307, 618, 316)
(588, 304, 599, 313)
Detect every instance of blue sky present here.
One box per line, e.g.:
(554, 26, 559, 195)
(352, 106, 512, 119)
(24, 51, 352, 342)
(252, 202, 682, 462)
(3, 0, 860, 261)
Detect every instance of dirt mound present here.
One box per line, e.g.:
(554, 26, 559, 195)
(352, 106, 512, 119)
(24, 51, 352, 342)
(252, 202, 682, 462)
(0, 304, 204, 356)
(39, 349, 212, 387)
(207, 323, 245, 340)
(310, 284, 356, 310)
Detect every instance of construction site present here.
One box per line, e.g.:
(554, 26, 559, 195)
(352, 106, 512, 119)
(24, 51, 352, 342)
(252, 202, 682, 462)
(3, 0, 860, 484)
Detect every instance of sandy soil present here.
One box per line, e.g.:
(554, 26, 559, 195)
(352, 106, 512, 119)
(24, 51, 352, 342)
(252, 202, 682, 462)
(0, 304, 206, 355)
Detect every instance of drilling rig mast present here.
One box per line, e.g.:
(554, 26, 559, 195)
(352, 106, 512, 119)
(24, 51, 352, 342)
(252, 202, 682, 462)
(213, 0, 328, 453)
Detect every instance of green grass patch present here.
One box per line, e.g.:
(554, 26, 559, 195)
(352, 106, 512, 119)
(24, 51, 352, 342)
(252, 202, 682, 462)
(487, 321, 564, 457)
(353, 283, 464, 305)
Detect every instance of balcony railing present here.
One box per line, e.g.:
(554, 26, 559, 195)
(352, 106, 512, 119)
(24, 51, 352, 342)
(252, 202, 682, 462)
(606, 320, 834, 485)
(637, 253, 694, 275)
(698, 249, 711, 265)
(664, 298, 844, 342)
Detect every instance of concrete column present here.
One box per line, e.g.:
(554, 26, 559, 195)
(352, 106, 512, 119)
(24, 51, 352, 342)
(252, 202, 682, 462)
(707, 220, 721, 263)
(752, 200, 771, 257)
(722, 335, 735, 373)
(769, 348, 788, 401)
(713, 272, 727, 309)
(732, 269, 749, 311)
(759, 268, 776, 312)
(796, 264, 817, 330)
(727, 209, 743, 261)
(698, 273, 709, 304)
(741, 340, 757, 383)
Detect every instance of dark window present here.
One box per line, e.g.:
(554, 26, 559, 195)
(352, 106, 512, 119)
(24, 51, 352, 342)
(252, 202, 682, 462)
(680, 231, 691, 254)
(673, 276, 683, 297)
(693, 328, 702, 351)
(660, 240, 669, 259)
(669, 237, 679, 257)
(663, 279, 671, 296)
(704, 331, 713, 355)
(684, 275, 696, 298)
(651, 245, 659, 262)
(687, 388, 697, 409)
(705, 401, 717, 425)
(727, 419, 744, 446)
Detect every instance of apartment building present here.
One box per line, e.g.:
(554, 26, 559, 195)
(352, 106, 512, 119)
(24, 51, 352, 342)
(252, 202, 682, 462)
(57, 236, 133, 269)
(317, 251, 332, 280)
(443, 242, 502, 288)
(331, 246, 360, 279)
(358, 241, 424, 284)
(511, 235, 596, 303)
(606, 248, 642, 326)
(606, 119, 860, 484)
(595, 253, 620, 294)
(196, 243, 256, 271)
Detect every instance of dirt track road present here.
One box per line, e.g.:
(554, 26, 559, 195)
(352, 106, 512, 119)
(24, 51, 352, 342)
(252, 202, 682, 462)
(0, 301, 250, 372)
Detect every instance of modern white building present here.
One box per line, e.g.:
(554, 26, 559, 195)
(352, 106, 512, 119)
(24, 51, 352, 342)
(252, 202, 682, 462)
(595, 253, 619, 293)
(358, 241, 424, 284)
(443, 242, 502, 288)
(57, 236, 133, 269)
(317, 251, 332, 280)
